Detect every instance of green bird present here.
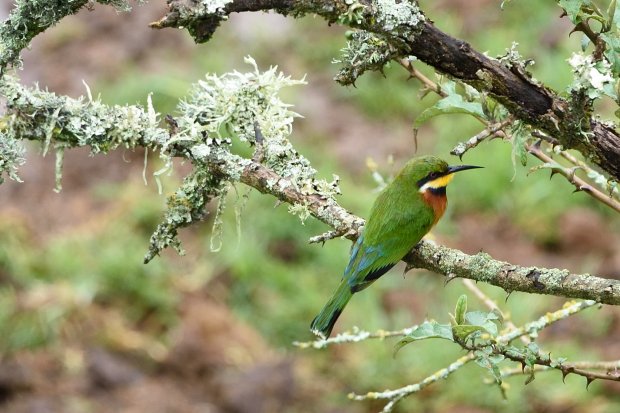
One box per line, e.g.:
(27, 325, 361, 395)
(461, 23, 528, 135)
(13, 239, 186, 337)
(310, 156, 482, 338)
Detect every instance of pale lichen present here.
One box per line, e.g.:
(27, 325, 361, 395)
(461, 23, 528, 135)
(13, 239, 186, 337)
(374, 0, 424, 38)
(567, 53, 617, 101)
(200, 0, 234, 15)
(373, 0, 424, 31)
(1, 76, 168, 189)
(2, 58, 344, 259)
(177, 56, 341, 197)
(144, 168, 226, 263)
(333, 0, 424, 85)
(334, 31, 397, 85)
(497, 42, 534, 69)
(288, 201, 312, 224)
(147, 58, 341, 257)
(0, 131, 25, 184)
(1, 76, 168, 152)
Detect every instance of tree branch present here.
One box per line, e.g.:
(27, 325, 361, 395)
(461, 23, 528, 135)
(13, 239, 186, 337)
(214, 157, 620, 305)
(152, 0, 620, 181)
(400, 58, 620, 214)
(349, 299, 599, 412)
(527, 142, 620, 212)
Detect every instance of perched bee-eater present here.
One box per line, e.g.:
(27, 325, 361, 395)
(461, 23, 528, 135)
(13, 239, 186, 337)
(310, 156, 482, 338)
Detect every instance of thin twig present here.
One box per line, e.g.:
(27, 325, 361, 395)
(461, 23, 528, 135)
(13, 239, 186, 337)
(398, 59, 620, 213)
(558, 149, 620, 200)
(527, 143, 620, 213)
(399, 58, 446, 97)
(293, 325, 419, 349)
(450, 118, 513, 158)
(308, 228, 358, 244)
(350, 300, 598, 411)
(349, 354, 475, 411)
(488, 345, 620, 384)
(500, 359, 620, 380)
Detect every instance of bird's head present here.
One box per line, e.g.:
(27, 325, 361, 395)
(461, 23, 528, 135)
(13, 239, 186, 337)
(399, 156, 482, 196)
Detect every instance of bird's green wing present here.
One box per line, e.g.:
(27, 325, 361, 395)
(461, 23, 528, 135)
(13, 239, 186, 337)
(343, 187, 436, 292)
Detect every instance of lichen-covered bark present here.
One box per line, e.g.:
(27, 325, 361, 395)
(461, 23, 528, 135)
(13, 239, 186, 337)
(219, 157, 365, 236)
(152, 0, 620, 181)
(406, 242, 620, 305)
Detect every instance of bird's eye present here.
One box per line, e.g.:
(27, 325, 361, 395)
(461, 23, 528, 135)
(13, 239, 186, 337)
(428, 172, 438, 180)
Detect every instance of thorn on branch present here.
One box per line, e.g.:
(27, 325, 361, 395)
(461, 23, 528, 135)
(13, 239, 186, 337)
(562, 367, 574, 383)
(309, 229, 347, 245)
(404, 261, 418, 274)
(444, 273, 458, 286)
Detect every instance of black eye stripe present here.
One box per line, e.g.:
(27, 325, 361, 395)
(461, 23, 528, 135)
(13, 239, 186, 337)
(416, 170, 446, 188)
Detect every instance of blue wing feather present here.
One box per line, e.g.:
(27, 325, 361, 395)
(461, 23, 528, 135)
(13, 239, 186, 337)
(343, 234, 396, 292)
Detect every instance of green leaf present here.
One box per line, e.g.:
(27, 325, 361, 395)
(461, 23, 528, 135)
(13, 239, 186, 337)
(454, 294, 467, 325)
(526, 341, 540, 354)
(509, 121, 530, 176)
(394, 321, 454, 355)
(452, 324, 486, 341)
(414, 82, 486, 127)
(612, 0, 620, 28)
(558, 0, 588, 24)
(601, 33, 620, 76)
(513, 131, 529, 167)
(517, 342, 542, 384)
(464, 310, 500, 337)
(474, 349, 505, 383)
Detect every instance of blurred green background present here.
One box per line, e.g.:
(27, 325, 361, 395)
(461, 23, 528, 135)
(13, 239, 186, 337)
(1, 1, 620, 412)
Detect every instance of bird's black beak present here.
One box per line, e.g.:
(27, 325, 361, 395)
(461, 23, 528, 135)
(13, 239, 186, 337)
(446, 164, 483, 175)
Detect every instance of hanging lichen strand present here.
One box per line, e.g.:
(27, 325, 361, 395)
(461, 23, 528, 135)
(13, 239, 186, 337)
(0, 57, 342, 260)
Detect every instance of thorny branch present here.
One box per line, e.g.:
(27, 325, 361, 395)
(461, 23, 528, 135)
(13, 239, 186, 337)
(349, 300, 599, 412)
(484, 344, 620, 385)
(527, 142, 620, 212)
(500, 359, 620, 380)
(460, 283, 617, 393)
(450, 118, 513, 159)
(152, 0, 620, 182)
(400, 60, 620, 214)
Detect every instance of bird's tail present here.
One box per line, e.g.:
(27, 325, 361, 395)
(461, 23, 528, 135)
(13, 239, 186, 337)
(310, 281, 353, 339)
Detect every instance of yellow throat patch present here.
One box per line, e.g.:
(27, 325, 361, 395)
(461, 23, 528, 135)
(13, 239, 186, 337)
(419, 173, 454, 192)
